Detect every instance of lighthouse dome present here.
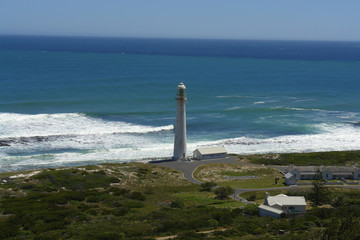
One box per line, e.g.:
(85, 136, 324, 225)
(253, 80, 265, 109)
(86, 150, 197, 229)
(177, 82, 186, 90)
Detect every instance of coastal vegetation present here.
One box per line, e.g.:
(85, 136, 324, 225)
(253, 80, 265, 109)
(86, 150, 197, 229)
(0, 163, 242, 239)
(1, 151, 360, 239)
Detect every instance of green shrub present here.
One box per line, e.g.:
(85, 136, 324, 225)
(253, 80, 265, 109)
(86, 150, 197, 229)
(20, 183, 36, 190)
(110, 187, 130, 196)
(232, 208, 243, 215)
(123, 201, 145, 208)
(113, 207, 130, 216)
(247, 194, 256, 201)
(87, 209, 98, 216)
(66, 191, 86, 201)
(77, 203, 97, 211)
(0, 216, 19, 239)
(214, 186, 234, 199)
(244, 204, 259, 216)
(45, 194, 68, 205)
(200, 181, 217, 192)
(86, 195, 101, 203)
(44, 191, 86, 204)
(93, 170, 106, 175)
(211, 209, 233, 225)
(137, 168, 150, 177)
(109, 177, 120, 183)
(170, 199, 185, 209)
(253, 227, 266, 235)
(126, 191, 146, 201)
(144, 188, 154, 195)
(33, 230, 63, 240)
(93, 232, 125, 240)
(208, 219, 219, 227)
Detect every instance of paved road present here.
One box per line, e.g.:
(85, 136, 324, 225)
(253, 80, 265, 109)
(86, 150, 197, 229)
(151, 156, 239, 184)
(150, 158, 360, 203)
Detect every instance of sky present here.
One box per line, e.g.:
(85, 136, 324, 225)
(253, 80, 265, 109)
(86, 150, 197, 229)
(1, 0, 360, 41)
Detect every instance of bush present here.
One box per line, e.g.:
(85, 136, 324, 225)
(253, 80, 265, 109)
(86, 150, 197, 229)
(208, 219, 219, 227)
(137, 168, 150, 177)
(113, 207, 130, 216)
(244, 204, 259, 216)
(93, 232, 125, 240)
(247, 194, 256, 201)
(0, 217, 19, 239)
(200, 181, 217, 192)
(20, 183, 36, 190)
(170, 199, 185, 209)
(87, 209, 98, 216)
(110, 187, 130, 196)
(126, 191, 146, 201)
(86, 195, 101, 203)
(109, 177, 120, 183)
(253, 227, 266, 235)
(123, 201, 145, 208)
(214, 186, 234, 199)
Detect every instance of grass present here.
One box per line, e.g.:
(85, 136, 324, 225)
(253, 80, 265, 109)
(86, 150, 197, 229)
(193, 163, 285, 189)
(223, 167, 273, 177)
(219, 177, 285, 189)
(173, 191, 246, 208)
(326, 180, 343, 183)
(344, 180, 360, 183)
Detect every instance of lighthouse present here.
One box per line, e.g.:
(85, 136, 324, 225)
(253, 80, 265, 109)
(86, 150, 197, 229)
(173, 82, 187, 160)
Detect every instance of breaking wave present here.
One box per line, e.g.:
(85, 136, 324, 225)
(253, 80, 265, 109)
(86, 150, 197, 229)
(0, 112, 173, 138)
(197, 123, 360, 155)
(1, 112, 360, 172)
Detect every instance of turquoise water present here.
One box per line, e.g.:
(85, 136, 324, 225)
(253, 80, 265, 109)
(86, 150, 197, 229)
(1, 36, 360, 172)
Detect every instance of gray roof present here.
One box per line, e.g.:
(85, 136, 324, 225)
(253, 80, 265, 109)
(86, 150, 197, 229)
(284, 172, 294, 179)
(285, 165, 359, 174)
(194, 147, 227, 155)
(267, 194, 306, 206)
(259, 204, 284, 214)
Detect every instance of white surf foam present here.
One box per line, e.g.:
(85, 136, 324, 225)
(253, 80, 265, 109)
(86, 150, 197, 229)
(1, 114, 360, 172)
(195, 123, 360, 155)
(0, 112, 174, 138)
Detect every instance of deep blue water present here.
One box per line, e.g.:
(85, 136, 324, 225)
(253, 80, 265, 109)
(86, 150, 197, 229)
(1, 35, 360, 172)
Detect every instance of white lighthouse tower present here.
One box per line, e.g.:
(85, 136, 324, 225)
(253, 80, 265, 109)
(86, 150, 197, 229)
(173, 82, 187, 160)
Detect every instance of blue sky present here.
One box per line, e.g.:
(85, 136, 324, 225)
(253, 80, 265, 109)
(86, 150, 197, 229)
(1, 0, 360, 41)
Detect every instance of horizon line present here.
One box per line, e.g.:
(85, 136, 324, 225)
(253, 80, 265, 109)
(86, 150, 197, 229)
(1, 33, 360, 43)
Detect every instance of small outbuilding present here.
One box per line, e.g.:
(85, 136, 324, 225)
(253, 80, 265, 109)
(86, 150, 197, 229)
(284, 172, 296, 185)
(193, 147, 227, 160)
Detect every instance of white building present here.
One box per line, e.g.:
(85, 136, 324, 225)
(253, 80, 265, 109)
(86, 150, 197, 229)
(193, 147, 227, 160)
(258, 193, 306, 219)
(283, 165, 360, 185)
(173, 82, 187, 160)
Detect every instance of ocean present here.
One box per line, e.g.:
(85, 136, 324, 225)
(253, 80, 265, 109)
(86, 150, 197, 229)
(1, 35, 360, 172)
